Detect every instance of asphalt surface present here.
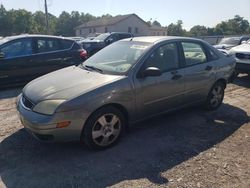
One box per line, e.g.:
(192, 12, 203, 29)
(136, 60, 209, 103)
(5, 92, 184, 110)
(0, 75, 249, 188)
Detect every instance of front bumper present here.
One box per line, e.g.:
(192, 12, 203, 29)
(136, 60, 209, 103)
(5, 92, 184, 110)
(235, 61, 250, 74)
(17, 95, 89, 142)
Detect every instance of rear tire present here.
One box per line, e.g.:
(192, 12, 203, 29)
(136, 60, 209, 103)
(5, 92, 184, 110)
(205, 81, 225, 110)
(81, 106, 125, 150)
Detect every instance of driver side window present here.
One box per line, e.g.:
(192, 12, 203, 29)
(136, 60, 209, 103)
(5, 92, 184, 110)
(144, 43, 179, 72)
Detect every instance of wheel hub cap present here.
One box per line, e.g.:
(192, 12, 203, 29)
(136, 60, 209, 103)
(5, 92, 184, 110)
(92, 113, 121, 146)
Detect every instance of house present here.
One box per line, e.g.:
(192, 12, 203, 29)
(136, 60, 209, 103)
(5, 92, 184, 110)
(75, 14, 167, 37)
(149, 25, 168, 36)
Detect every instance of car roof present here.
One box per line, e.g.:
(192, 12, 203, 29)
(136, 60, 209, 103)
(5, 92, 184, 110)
(100, 32, 132, 35)
(1, 34, 75, 43)
(223, 36, 250, 39)
(111, 32, 132, 34)
(122, 36, 204, 44)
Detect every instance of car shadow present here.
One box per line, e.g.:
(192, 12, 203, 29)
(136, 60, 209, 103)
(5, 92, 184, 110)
(233, 74, 250, 88)
(0, 103, 249, 188)
(0, 87, 22, 99)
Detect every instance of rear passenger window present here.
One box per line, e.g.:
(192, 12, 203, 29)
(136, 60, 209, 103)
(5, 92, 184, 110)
(182, 42, 207, 66)
(61, 40, 73, 50)
(37, 38, 60, 53)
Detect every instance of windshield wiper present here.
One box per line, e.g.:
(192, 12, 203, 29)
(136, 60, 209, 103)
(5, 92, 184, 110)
(84, 65, 103, 73)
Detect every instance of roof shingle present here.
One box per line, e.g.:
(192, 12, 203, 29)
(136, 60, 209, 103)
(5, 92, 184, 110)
(76, 14, 135, 29)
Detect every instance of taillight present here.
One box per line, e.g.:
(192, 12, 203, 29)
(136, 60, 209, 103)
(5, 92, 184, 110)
(79, 49, 88, 59)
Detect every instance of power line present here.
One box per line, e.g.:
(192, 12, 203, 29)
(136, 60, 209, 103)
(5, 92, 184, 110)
(44, 0, 49, 34)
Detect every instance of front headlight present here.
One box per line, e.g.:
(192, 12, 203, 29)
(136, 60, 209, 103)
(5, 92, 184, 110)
(33, 100, 66, 115)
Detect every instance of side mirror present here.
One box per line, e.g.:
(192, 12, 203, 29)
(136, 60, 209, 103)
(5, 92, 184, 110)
(141, 67, 162, 78)
(106, 38, 114, 44)
(0, 52, 5, 59)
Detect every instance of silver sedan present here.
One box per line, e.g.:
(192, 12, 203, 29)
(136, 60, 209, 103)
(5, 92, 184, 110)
(17, 36, 235, 149)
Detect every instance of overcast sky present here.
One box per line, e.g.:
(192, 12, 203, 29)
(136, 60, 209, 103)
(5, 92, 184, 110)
(1, 0, 250, 30)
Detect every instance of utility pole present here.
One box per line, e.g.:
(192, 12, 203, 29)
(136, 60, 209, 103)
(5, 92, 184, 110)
(44, 0, 49, 34)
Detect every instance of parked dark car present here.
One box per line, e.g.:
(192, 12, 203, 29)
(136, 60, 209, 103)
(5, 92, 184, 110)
(0, 34, 87, 87)
(80, 32, 133, 56)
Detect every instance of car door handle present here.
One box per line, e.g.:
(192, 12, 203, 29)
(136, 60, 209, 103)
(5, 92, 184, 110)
(171, 71, 182, 80)
(205, 65, 213, 71)
(172, 74, 182, 80)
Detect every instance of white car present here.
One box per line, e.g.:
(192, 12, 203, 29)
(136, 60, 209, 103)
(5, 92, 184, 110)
(229, 40, 250, 76)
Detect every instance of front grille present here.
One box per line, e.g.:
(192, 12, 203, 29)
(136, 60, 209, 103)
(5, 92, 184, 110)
(22, 96, 34, 110)
(236, 53, 250, 60)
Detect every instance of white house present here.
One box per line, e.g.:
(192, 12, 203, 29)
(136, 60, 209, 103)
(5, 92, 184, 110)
(75, 14, 167, 37)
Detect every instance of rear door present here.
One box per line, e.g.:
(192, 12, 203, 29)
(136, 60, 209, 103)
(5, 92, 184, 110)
(180, 41, 217, 103)
(0, 38, 34, 86)
(58, 39, 82, 66)
(134, 42, 186, 119)
(30, 37, 76, 78)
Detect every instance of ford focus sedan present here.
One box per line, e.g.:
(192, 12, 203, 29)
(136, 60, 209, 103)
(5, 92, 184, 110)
(17, 36, 235, 149)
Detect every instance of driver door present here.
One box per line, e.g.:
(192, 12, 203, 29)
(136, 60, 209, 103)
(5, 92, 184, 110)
(134, 42, 186, 119)
(0, 38, 34, 86)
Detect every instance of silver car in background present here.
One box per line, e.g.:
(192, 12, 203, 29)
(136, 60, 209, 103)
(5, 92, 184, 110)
(229, 39, 250, 76)
(17, 36, 235, 149)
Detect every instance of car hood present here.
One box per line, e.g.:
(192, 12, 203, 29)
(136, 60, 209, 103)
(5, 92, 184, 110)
(214, 44, 236, 49)
(23, 66, 123, 104)
(230, 44, 250, 53)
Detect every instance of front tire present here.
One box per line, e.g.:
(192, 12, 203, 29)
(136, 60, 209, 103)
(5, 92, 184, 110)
(205, 81, 225, 110)
(82, 106, 125, 150)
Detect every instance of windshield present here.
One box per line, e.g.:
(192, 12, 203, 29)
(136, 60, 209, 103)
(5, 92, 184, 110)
(219, 37, 240, 45)
(93, 33, 110, 41)
(82, 41, 152, 75)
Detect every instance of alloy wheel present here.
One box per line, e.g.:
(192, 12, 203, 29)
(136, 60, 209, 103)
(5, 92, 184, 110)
(92, 113, 121, 147)
(210, 85, 224, 108)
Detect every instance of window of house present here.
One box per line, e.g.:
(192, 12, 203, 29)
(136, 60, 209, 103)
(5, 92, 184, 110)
(105, 27, 108, 32)
(89, 28, 92, 33)
(93, 28, 96, 33)
(128, 27, 132, 33)
(182, 42, 207, 66)
(135, 27, 138, 34)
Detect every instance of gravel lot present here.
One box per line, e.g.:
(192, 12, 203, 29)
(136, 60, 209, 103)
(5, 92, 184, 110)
(0, 75, 249, 188)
